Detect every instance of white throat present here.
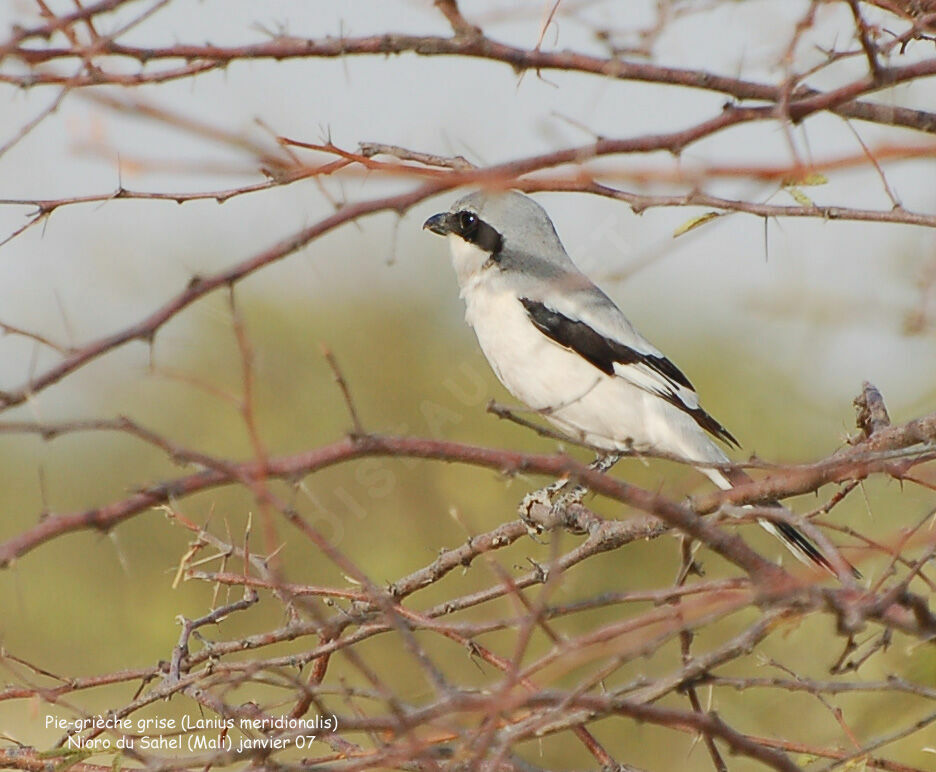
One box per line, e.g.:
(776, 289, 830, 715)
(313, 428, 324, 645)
(447, 235, 494, 291)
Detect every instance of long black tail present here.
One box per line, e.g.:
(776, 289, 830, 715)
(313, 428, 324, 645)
(757, 512, 861, 579)
(708, 465, 861, 579)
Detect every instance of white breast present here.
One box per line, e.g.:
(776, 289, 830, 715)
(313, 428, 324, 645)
(448, 237, 728, 463)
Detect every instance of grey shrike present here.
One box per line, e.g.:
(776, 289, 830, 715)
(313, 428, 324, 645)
(424, 189, 858, 577)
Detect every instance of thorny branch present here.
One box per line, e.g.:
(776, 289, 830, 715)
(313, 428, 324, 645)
(0, 381, 935, 766)
(2, 2, 936, 771)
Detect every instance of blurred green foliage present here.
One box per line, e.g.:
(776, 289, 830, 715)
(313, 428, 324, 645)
(0, 289, 934, 770)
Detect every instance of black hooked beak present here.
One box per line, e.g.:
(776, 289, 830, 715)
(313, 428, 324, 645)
(423, 212, 454, 236)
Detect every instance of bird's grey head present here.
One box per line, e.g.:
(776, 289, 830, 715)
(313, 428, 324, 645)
(423, 191, 575, 278)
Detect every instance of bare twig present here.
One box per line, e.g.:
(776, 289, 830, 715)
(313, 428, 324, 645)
(321, 344, 365, 435)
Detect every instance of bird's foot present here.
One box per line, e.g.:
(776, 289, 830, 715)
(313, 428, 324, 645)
(518, 453, 622, 535)
(519, 487, 563, 537)
(519, 477, 590, 535)
(592, 451, 623, 474)
(549, 484, 590, 534)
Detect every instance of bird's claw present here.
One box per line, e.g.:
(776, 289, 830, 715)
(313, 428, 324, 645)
(519, 489, 553, 537)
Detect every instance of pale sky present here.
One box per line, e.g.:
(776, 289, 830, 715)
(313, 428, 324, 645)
(1, 0, 934, 416)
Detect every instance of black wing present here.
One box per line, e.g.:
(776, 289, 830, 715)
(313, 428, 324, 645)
(519, 297, 739, 448)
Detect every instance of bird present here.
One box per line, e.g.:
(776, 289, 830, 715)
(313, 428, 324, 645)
(423, 189, 858, 578)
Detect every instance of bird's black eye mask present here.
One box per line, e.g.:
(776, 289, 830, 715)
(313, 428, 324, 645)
(453, 210, 503, 256)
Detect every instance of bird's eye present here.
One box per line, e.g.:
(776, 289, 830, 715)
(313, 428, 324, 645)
(457, 211, 478, 234)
